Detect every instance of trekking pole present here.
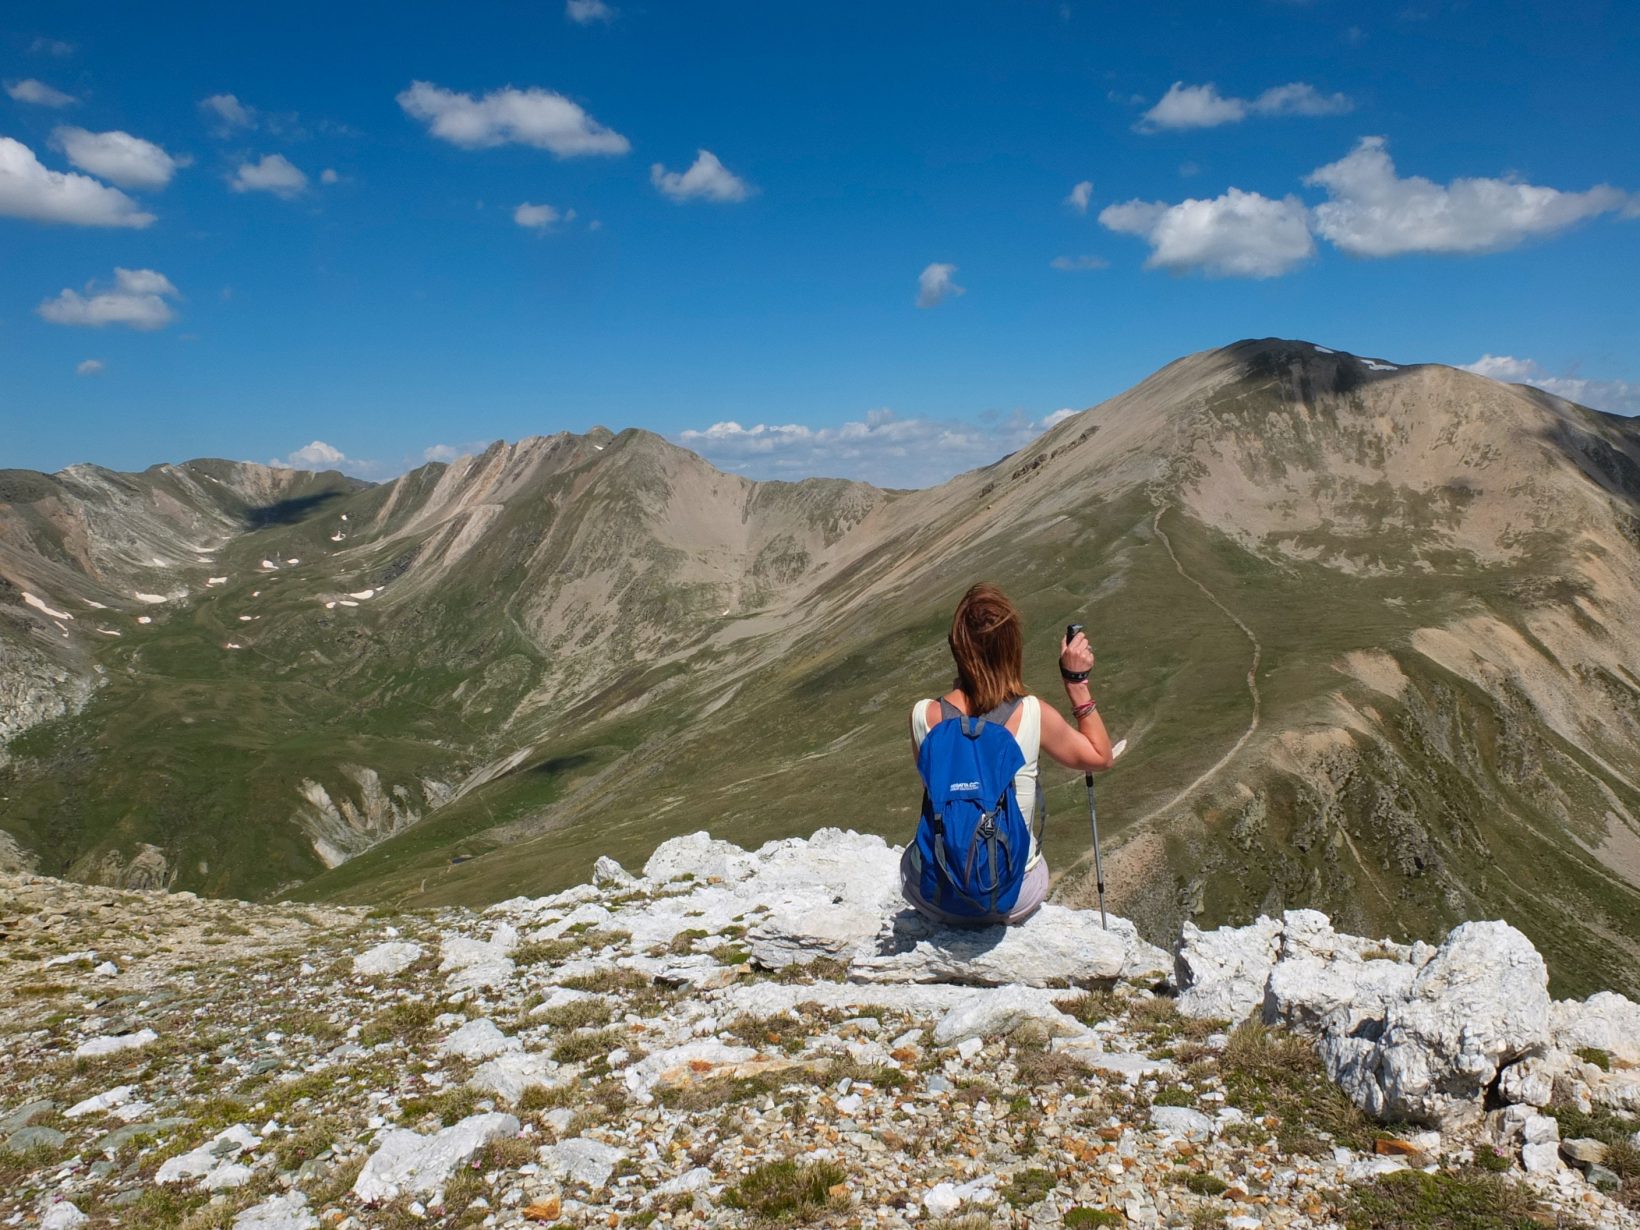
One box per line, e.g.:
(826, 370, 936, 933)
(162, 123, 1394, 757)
(1083, 737, 1127, 930)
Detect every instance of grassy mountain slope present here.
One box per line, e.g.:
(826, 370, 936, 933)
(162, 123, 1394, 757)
(5, 340, 1640, 997)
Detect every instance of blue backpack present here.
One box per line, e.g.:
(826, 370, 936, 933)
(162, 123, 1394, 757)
(913, 697, 1031, 919)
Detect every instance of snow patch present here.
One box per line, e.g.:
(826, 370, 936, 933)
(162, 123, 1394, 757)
(339, 600, 359, 607)
(1313, 345, 1335, 354)
(206, 576, 229, 586)
(225, 642, 244, 650)
(348, 589, 376, 600)
(324, 601, 336, 610)
(97, 628, 122, 637)
(284, 558, 300, 565)
(137, 616, 152, 625)
(1363, 360, 1398, 371)
(329, 533, 345, 542)
(260, 560, 279, 570)
(21, 592, 72, 620)
(133, 593, 169, 604)
(85, 600, 107, 609)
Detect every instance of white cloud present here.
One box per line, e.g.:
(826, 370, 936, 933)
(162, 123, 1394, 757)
(320, 167, 340, 185)
(75, 358, 104, 377)
(7, 78, 76, 107)
(1460, 355, 1640, 415)
(231, 153, 308, 198)
(677, 406, 1079, 487)
(1041, 408, 1079, 428)
(37, 267, 180, 330)
(1137, 80, 1351, 131)
(397, 81, 630, 157)
(199, 93, 256, 133)
(566, 0, 615, 23)
(1308, 136, 1632, 257)
(916, 262, 964, 308)
(1049, 254, 1109, 271)
(423, 441, 492, 464)
(1100, 188, 1314, 277)
(651, 149, 752, 202)
(0, 137, 155, 228)
(513, 201, 565, 228)
(31, 37, 75, 57)
(52, 126, 185, 190)
(277, 441, 347, 468)
(1065, 180, 1093, 213)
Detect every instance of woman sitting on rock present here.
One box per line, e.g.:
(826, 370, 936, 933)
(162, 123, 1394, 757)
(903, 582, 1114, 925)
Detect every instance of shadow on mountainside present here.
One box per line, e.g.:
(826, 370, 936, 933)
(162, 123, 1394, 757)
(243, 490, 347, 528)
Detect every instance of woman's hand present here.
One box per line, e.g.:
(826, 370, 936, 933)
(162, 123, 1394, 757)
(1060, 628, 1094, 676)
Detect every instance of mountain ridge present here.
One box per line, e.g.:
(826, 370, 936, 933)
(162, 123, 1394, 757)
(5, 338, 1640, 999)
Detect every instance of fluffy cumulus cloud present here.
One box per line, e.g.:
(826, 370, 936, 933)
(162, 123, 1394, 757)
(1307, 137, 1633, 257)
(75, 358, 104, 377)
(916, 262, 964, 308)
(276, 441, 347, 469)
(650, 149, 752, 202)
(231, 153, 308, 197)
(397, 81, 629, 157)
(1100, 188, 1315, 277)
(1137, 80, 1351, 131)
(199, 93, 257, 134)
(1050, 254, 1109, 271)
(514, 202, 575, 229)
(37, 267, 180, 330)
(1065, 180, 1093, 213)
(566, 0, 615, 23)
(53, 126, 185, 190)
(7, 78, 76, 107)
(1460, 355, 1640, 415)
(678, 406, 1084, 488)
(0, 137, 155, 227)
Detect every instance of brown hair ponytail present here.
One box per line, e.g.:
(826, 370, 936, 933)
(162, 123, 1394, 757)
(949, 583, 1026, 713)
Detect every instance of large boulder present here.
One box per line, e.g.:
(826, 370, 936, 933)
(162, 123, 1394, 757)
(1551, 992, 1640, 1066)
(1323, 921, 1550, 1126)
(1175, 916, 1282, 1021)
(851, 905, 1130, 987)
(931, 985, 1090, 1046)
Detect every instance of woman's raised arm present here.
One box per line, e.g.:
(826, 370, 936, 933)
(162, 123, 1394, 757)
(1038, 628, 1114, 772)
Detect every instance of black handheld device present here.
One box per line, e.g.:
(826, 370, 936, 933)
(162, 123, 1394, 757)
(1066, 623, 1083, 643)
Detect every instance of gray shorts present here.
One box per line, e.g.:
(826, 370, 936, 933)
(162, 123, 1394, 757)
(899, 843, 1049, 927)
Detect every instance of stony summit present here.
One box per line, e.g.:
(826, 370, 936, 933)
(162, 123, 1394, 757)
(3, 829, 1639, 1229)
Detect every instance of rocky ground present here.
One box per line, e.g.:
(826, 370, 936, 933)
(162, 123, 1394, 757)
(3, 829, 1638, 1230)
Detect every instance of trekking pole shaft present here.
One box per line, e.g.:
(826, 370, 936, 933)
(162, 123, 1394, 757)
(1086, 771, 1107, 929)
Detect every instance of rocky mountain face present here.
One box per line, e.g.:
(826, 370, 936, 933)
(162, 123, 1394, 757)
(2, 829, 1637, 1229)
(4, 339, 1640, 1000)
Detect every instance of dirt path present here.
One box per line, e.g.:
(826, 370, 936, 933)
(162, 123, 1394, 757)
(1128, 502, 1263, 827)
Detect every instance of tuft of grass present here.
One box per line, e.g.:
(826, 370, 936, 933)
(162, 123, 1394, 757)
(358, 999, 437, 1047)
(1152, 1086, 1195, 1107)
(534, 998, 615, 1030)
(723, 1158, 848, 1220)
(274, 1122, 335, 1170)
(560, 969, 651, 995)
(551, 1027, 626, 1065)
(1063, 1210, 1124, 1228)
(1221, 1020, 1371, 1155)
(512, 939, 581, 965)
(1340, 1167, 1557, 1229)
(1471, 1145, 1513, 1173)
(1002, 1167, 1055, 1208)
(399, 1085, 480, 1127)
(667, 928, 711, 955)
(1575, 1046, 1611, 1071)
(1177, 1170, 1228, 1196)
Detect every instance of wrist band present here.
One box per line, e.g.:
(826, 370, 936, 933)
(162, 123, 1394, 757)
(1073, 700, 1098, 719)
(1059, 667, 1090, 683)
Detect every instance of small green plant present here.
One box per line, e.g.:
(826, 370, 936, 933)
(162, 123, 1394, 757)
(1221, 1020, 1371, 1155)
(1341, 1167, 1554, 1229)
(1002, 1167, 1055, 1208)
(358, 999, 437, 1047)
(551, 1027, 626, 1065)
(1152, 1086, 1195, 1107)
(1472, 1145, 1513, 1173)
(1178, 1170, 1228, 1196)
(708, 943, 751, 964)
(560, 969, 651, 995)
(1063, 1209, 1124, 1228)
(1575, 1046, 1612, 1071)
(667, 927, 710, 954)
(534, 998, 615, 1030)
(399, 1085, 480, 1126)
(723, 1158, 847, 1219)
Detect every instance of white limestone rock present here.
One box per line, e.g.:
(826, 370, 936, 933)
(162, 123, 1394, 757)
(1551, 991, 1640, 1066)
(1333, 921, 1550, 1126)
(1150, 1105, 1216, 1140)
(353, 942, 422, 977)
(233, 1192, 319, 1230)
(1498, 1054, 1564, 1109)
(931, 985, 1089, 1046)
(850, 904, 1128, 988)
(1175, 916, 1282, 1022)
(353, 1112, 521, 1203)
(155, 1124, 259, 1188)
(1264, 949, 1417, 1036)
(439, 931, 516, 992)
(39, 1202, 88, 1230)
(655, 1166, 713, 1196)
(621, 1040, 757, 1095)
(592, 855, 636, 887)
(74, 1029, 158, 1059)
(642, 831, 758, 885)
(65, 1086, 134, 1119)
(538, 1136, 625, 1189)
(439, 1018, 520, 1062)
(468, 1053, 561, 1104)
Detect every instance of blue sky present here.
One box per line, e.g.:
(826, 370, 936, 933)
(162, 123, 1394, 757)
(4, 1, 1637, 487)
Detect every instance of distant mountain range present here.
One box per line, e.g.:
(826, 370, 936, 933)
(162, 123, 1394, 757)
(5, 338, 1639, 997)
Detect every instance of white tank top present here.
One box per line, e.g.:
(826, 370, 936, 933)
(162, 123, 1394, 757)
(910, 695, 1043, 865)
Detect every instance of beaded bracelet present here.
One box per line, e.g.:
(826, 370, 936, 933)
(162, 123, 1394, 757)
(1072, 700, 1098, 719)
